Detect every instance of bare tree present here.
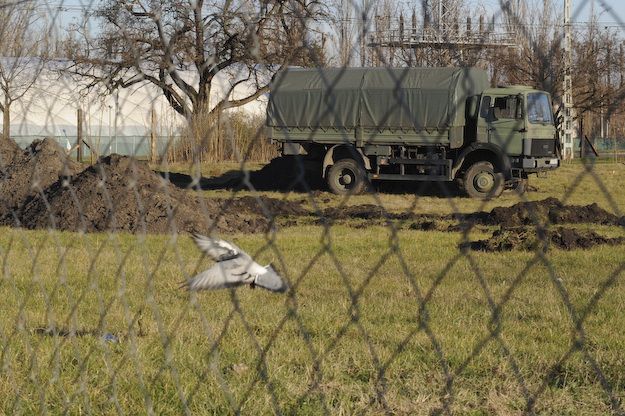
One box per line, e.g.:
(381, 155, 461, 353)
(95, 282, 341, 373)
(67, 0, 326, 161)
(571, 18, 625, 137)
(496, 0, 563, 94)
(497, 0, 625, 137)
(327, 0, 359, 66)
(0, 3, 51, 137)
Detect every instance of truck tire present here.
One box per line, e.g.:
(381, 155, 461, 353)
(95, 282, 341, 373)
(464, 161, 504, 199)
(327, 159, 367, 195)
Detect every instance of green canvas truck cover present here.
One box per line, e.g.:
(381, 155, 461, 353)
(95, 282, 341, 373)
(267, 67, 490, 131)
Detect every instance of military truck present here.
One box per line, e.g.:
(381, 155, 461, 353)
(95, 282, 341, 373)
(266, 67, 559, 198)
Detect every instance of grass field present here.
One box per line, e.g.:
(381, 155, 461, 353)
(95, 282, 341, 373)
(1, 160, 624, 415)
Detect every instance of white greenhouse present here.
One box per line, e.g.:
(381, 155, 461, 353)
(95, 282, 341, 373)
(0, 58, 267, 157)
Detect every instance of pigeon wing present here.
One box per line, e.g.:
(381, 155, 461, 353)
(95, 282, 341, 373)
(192, 233, 241, 262)
(182, 258, 254, 291)
(254, 265, 287, 293)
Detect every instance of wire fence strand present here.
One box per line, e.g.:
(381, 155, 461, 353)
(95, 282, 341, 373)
(1, 0, 625, 415)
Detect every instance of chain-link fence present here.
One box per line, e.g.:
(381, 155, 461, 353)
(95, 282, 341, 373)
(1, 1, 624, 415)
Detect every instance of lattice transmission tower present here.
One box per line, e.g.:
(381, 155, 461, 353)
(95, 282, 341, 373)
(369, 0, 515, 62)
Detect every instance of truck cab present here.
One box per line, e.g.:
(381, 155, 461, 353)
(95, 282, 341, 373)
(476, 86, 559, 177)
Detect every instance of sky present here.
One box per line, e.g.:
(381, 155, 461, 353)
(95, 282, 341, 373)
(53, 1, 625, 28)
(477, 0, 625, 31)
(568, 0, 625, 37)
(571, 0, 625, 26)
(50, 0, 625, 43)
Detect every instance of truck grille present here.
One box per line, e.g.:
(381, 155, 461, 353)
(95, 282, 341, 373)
(530, 139, 555, 156)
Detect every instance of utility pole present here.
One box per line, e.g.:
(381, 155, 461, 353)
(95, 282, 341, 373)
(562, 0, 575, 159)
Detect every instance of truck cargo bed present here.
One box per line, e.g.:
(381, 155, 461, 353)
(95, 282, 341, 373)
(267, 67, 489, 147)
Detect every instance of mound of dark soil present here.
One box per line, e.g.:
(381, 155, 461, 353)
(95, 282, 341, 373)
(19, 154, 278, 234)
(467, 197, 624, 227)
(316, 197, 625, 251)
(0, 138, 83, 224)
(20, 154, 207, 233)
(466, 226, 625, 252)
(317, 197, 625, 231)
(0, 134, 21, 167)
(461, 198, 625, 251)
(0, 136, 310, 235)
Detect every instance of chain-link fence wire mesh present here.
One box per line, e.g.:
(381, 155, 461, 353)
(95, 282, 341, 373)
(1, 0, 625, 414)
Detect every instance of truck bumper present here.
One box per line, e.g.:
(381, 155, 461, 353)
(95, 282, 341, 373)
(522, 157, 560, 172)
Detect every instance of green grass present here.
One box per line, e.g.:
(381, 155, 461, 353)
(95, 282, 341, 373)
(1, 161, 625, 415)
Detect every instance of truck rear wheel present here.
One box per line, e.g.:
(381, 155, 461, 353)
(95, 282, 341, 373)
(327, 159, 367, 195)
(464, 161, 504, 199)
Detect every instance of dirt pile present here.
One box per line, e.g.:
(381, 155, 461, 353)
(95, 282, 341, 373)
(0, 136, 291, 234)
(0, 134, 21, 167)
(20, 154, 209, 233)
(466, 226, 625, 252)
(0, 136, 354, 233)
(459, 198, 625, 251)
(18, 154, 285, 234)
(0, 138, 83, 224)
(467, 197, 624, 227)
(319, 197, 624, 226)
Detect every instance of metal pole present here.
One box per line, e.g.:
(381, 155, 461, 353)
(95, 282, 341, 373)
(77, 108, 83, 163)
(562, 0, 575, 159)
(151, 109, 157, 163)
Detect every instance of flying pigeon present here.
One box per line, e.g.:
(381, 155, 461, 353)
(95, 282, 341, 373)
(181, 233, 287, 293)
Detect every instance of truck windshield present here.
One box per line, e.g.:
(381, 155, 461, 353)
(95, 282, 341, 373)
(527, 93, 553, 125)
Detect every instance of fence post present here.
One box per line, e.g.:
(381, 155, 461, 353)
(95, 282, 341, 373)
(77, 108, 83, 163)
(151, 109, 157, 163)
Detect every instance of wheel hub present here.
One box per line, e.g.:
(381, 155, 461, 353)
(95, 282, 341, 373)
(474, 171, 494, 192)
(340, 170, 353, 186)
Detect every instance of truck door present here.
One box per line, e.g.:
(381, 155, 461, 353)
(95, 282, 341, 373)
(487, 94, 525, 156)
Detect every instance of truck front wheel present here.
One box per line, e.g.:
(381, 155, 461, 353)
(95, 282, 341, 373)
(327, 159, 367, 195)
(464, 161, 504, 199)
